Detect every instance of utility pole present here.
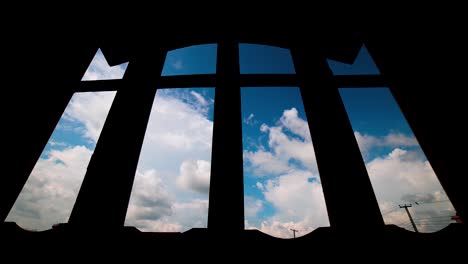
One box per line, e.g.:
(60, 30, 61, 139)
(399, 204, 419, 233)
(290, 228, 298, 238)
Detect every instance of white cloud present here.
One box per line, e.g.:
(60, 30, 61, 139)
(258, 220, 315, 239)
(354, 131, 418, 156)
(176, 160, 211, 194)
(48, 140, 67, 147)
(123, 169, 207, 232)
(124, 169, 174, 223)
(126, 174, 209, 232)
(138, 91, 213, 165)
(244, 149, 291, 176)
(6, 146, 93, 231)
(279, 108, 311, 141)
(354, 132, 379, 155)
(10, 87, 213, 233)
(245, 196, 263, 217)
(243, 113, 256, 125)
(64, 92, 116, 143)
(171, 60, 183, 70)
(81, 49, 128, 81)
(191, 91, 208, 106)
(125, 89, 214, 232)
(244, 108, 318, 177)
(367, 148, 442, 201)
(366, 148, 455, 232)
(256, 182, 264, 191)
(259, 170, 329, 237)
(266, 125, 318, 172)
(384, 132, 418, 147)
(6, 91, 117, 231)
(244, 106, 454, 237)
(244, 108, 328, 238)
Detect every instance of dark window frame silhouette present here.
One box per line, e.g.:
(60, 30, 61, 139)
(0, 42, 390, 234)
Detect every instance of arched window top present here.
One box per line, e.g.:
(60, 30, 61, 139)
(81, 49, 128, 81)
(161, 44, 217, 76)
(239, 43, 296, 74)
(327, 45, 380, 75)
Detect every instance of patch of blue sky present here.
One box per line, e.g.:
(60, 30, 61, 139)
(161, 44, 217, 76)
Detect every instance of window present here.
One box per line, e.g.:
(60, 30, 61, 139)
(125, 88, 214, 232)
(240, 43, 328, 238)
(5, 91, 116, 231)
(340, 88, 455, 232)
(81, 48, 128, 81)
(329, 45, 456, 233)
(125, 44, 217, 232)
(242, 87, 329, 238)
(5, 48, 125, 231)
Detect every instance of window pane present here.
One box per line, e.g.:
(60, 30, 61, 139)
(125, 88, 214, 232)
(339, 87, 456, 232)
(5, 92, 116, 231)
(161, 44, 217, 76)
(81, 49, 128, 80)
(327, 45, 380, 75)
(239, 44, 296, 74)
(242, 87, 329, 238)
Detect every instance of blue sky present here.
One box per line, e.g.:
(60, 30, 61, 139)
(7, 44, 454, 235)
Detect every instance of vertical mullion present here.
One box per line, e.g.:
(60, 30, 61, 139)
(69, 48, 166, 228)
(292, 44, 384, 230)
(208, 40, 244, 232)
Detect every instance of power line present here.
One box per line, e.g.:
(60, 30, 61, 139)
(415, 199, 450, 205)
(399, 204, 418, 233)
(411, 215, 452, 221)
(382, 206, 400, 215)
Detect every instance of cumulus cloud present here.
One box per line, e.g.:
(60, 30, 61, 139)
(279, 108, 311, 142)
(10, 87, 213, 232)
(137, 91, 213, 162)
(244, 149, 291, 176)
(125, 170, 174, 223)
(176, 160, 211, 194)
(126, 175, 209, 233)
(125, 170, 209, 232)
(63, 92, 116, 143)
(244, 108, 328, 238)
(6, 91, 116, 231)
(81, 49, 128, 81)
(259, 170, 329, 237)
(125, 89, 214, 232)
(245, 196, 264, 218)
(244, 105, 454, 237)
(354, 131, 418, 156)
(366, 148, 455, 232)
(266, 125, 317, 172)
(6, 146, 93, 231)
(244, 108, 318, 178)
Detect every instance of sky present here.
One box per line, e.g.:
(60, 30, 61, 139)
(6, 44, 455, 236)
